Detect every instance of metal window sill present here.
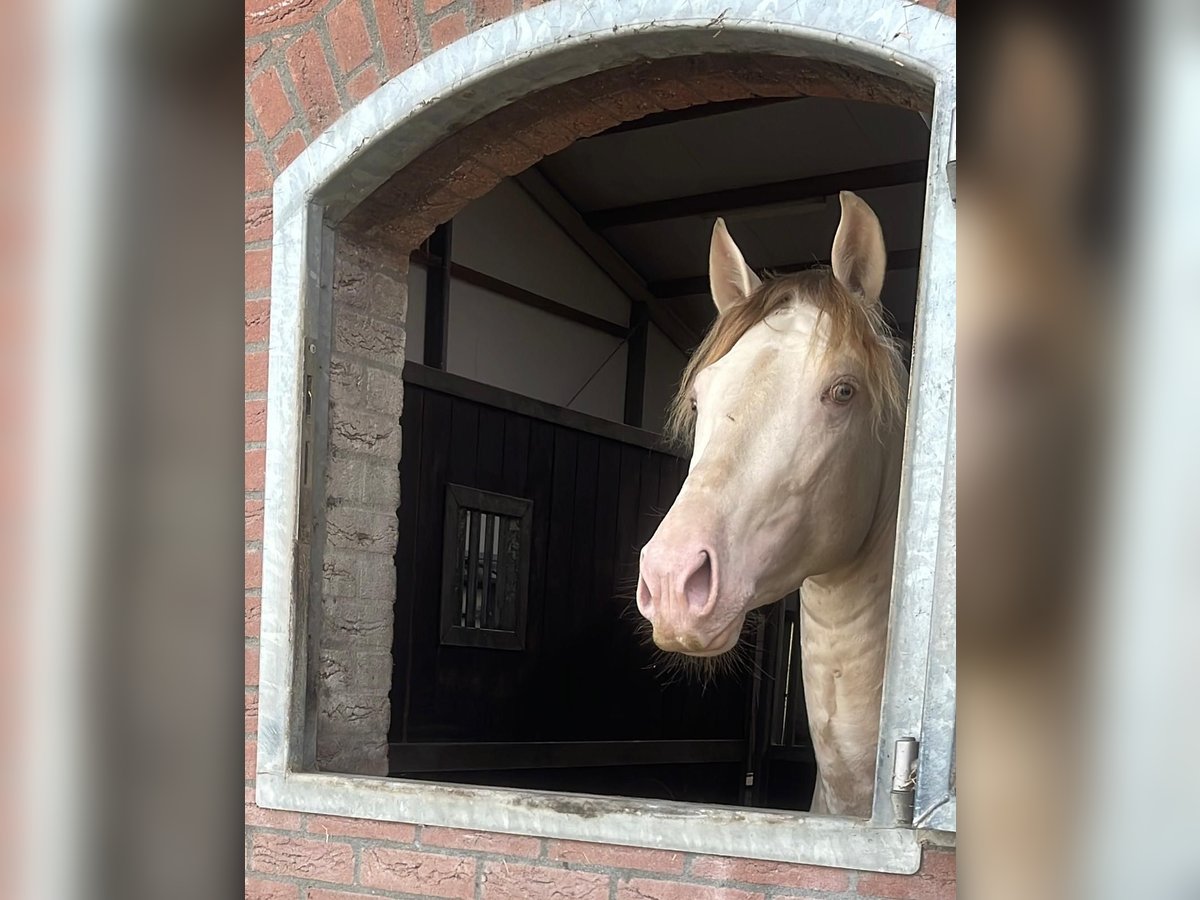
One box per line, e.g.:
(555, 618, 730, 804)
(255, 770, 921, 874)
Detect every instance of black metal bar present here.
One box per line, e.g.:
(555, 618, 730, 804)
(583, 160, 928, 230)
(423, 222, 452, 369)
(480, 512, 495, 629)
(411, 248, 627, 339)
(623, 302, 648, 428)
(492, 517, 505, 630)
(388, 739, 747, 774)
(403, 362, 686, 458)
(465, 509, 480, 628)
(649, 247, 923, 299)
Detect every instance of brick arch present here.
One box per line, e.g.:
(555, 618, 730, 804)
(343, 53, 932, 252)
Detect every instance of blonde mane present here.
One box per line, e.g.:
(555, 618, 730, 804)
(664, 269, 907, 448)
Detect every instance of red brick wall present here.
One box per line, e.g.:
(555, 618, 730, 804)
(246, 820, 956, 899)
(245, 1, 956, 896)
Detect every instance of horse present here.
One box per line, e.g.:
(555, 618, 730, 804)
(635, 192, 907, 817)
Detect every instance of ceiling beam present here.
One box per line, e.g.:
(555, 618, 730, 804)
(583, 159, 929, 230)
(648, 247, 922, 299)
(514, 166, 701, 353)
(597, 98, 799, 136)
(410, 248, 628, 339)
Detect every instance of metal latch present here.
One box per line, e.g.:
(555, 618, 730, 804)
(301, 339, 317, 485)
(890, 737, 919, 825)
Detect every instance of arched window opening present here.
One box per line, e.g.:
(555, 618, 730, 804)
(372, 88, 929, 814)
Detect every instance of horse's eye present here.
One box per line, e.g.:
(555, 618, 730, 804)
(690, 398, 698, 412)
(830, 382, 856, 404)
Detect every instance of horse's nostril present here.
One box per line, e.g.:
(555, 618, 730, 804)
(636, 574, 654, 618)
(684, 550, 714, 612)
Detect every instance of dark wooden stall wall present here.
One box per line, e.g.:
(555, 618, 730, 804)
(391, 369, 751, 803)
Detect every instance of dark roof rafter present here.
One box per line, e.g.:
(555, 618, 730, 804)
(649, 247, 922, 299)
(513, 166, 701, 352)
(410, 247, 628, 339)
(583, 159, 928, 230)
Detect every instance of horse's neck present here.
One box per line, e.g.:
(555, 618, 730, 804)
(801, 445, 900, 630)
(798, 440, 901, 816)
(798, 497, 896, 676)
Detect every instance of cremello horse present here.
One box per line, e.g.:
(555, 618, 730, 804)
(636, 192, 906, 816)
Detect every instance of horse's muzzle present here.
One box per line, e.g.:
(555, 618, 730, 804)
(637, 542, 736, 654)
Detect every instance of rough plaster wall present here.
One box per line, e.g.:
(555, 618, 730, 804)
(405, 263, 632, 423)
(446, 278, 629, 420)
(453, 179, 631, 325)
(643, 323, 689, 434)
(446, 178, 632, 420)
(316, 232, 408, 775)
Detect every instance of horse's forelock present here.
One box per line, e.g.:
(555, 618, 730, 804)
(665, 271, 905, 449)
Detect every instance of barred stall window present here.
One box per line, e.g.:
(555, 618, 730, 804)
(440, 485, 531, 650)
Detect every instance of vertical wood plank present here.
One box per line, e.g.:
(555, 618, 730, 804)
(568, 434, 600, 622)
(636, 448, 661, 550)
(592, 439, 622, 612)
(614, 442, 645, 597)
(500, 414, 531, 497)
(475, 405, 506, 493)
(523, 419, 555, 658)
(543, 429, 578, 672)
(402, 388, 452, 741)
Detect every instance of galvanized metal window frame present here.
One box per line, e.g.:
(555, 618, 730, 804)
(256, 0, 955, 874)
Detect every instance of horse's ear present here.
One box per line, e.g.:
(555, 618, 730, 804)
(710, 217, 762, 315)
(831, 191, 886, 303)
